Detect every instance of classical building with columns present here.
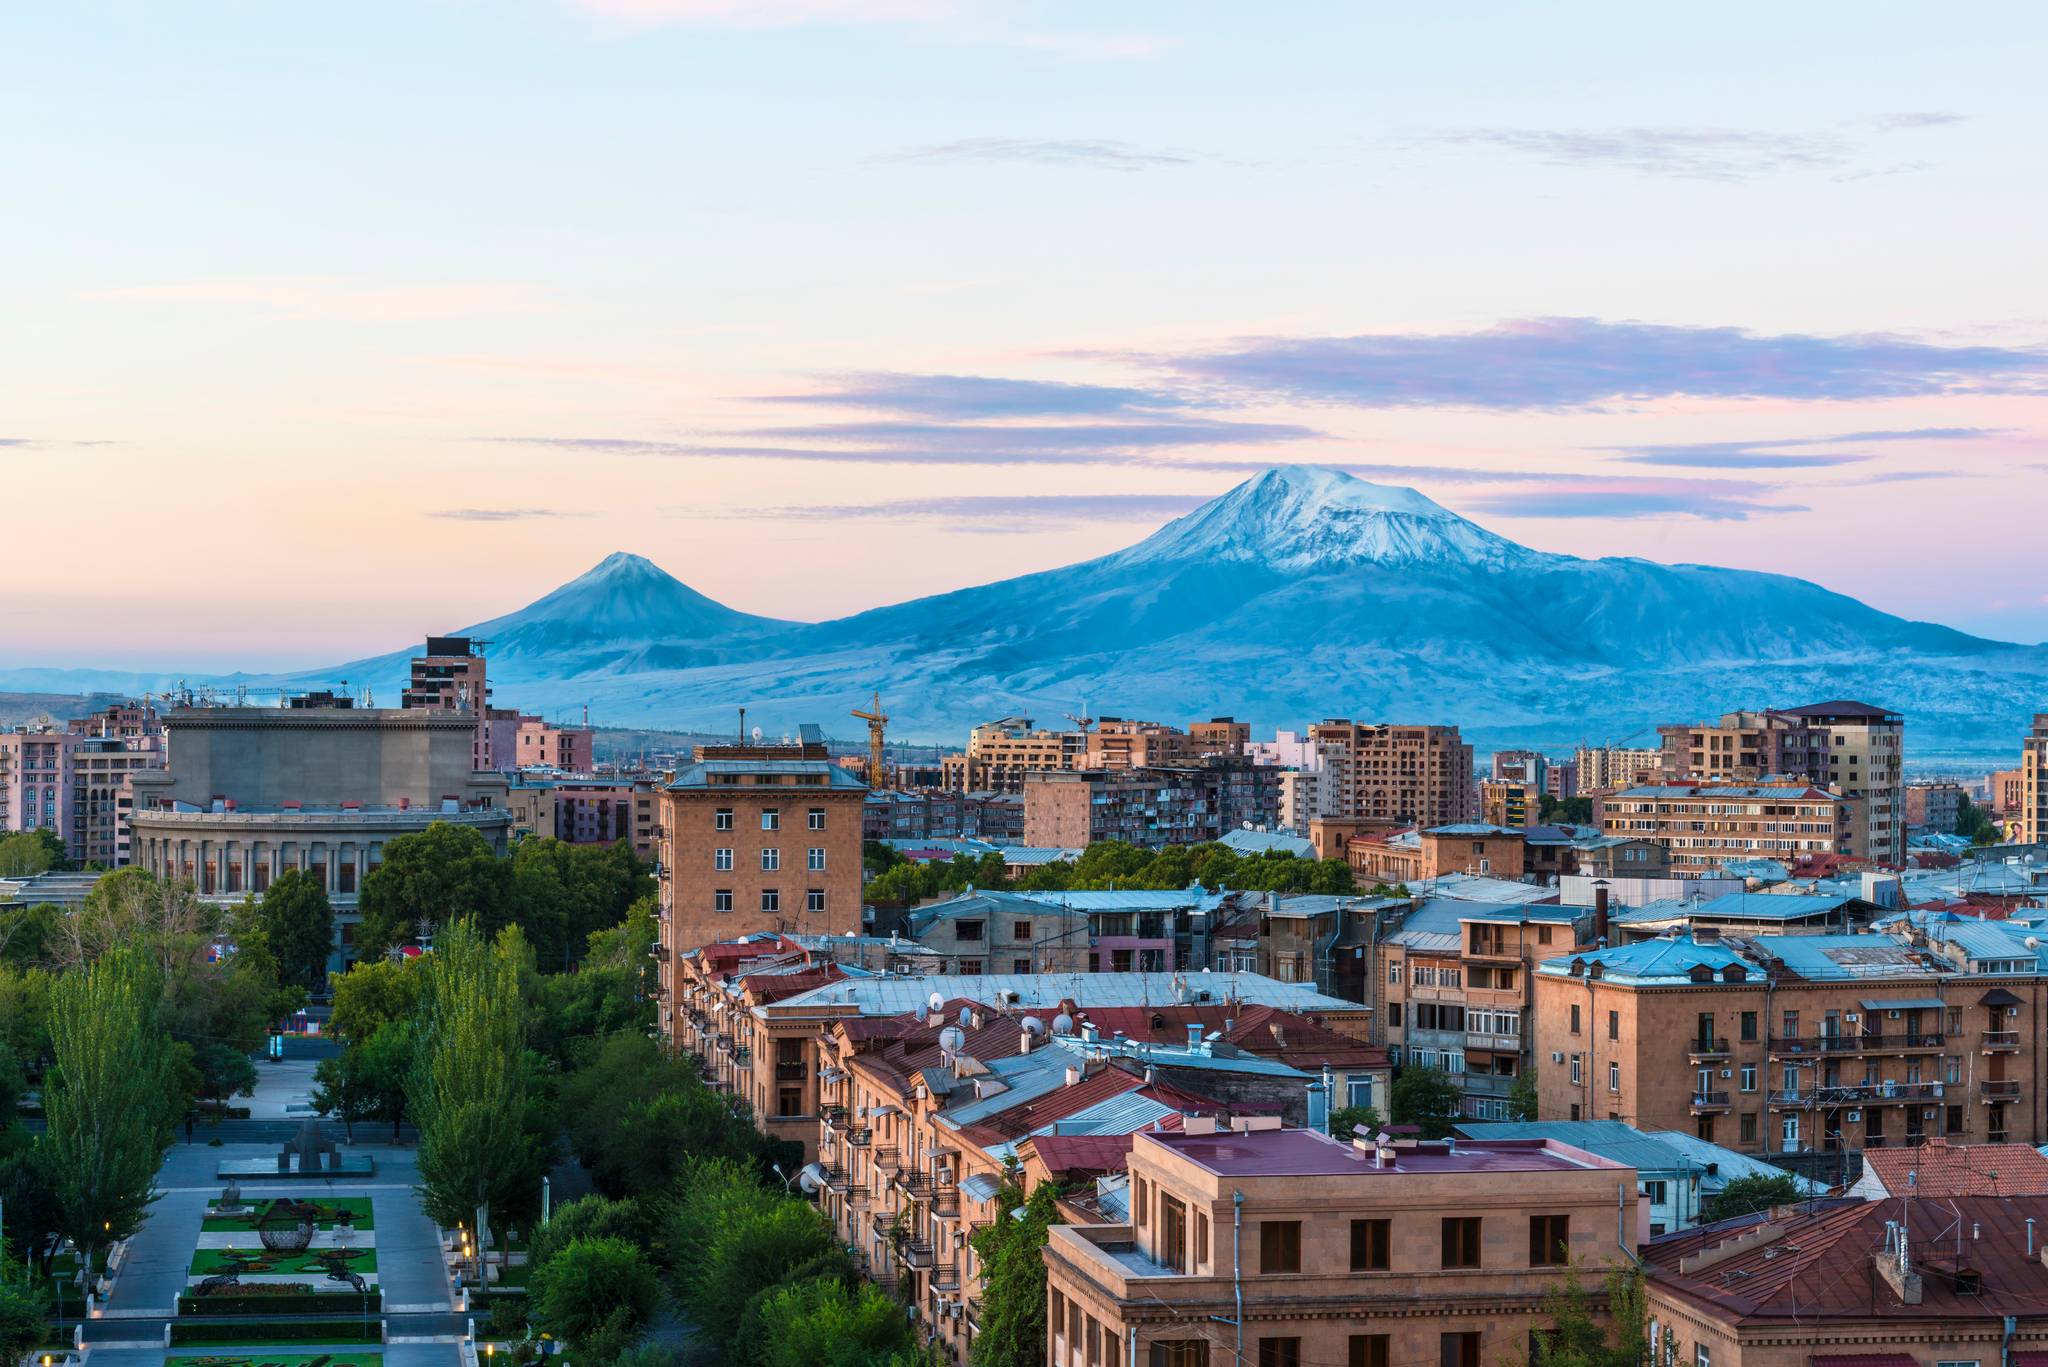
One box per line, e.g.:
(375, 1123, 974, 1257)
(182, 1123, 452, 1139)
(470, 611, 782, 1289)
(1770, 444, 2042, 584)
(130, 699, 509, 972)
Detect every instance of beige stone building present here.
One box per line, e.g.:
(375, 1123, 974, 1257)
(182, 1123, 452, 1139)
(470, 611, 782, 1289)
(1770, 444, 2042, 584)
(1573, 745, 1665, 793)
(1344, 824, 1529, 885)
(1085, 718, 1204, 771)
(654, 739, 868, 971)
(941, 717, 1086, 794)
(1533, 928, 2046, 1157)
(1308, 720, 1476, 826)
(2021, 714, 2048, 846)
(1044, 1125, 1639, 1367)
(1594, 782, 1846, 873)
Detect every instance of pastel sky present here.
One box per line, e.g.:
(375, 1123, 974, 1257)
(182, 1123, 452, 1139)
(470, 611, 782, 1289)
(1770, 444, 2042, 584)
(6, 1, 2047, 670)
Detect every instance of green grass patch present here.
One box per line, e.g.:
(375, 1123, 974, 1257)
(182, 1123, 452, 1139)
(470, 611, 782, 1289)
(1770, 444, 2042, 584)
(203, 1198, 374, 1233)
(189, 1247, 379, 1276)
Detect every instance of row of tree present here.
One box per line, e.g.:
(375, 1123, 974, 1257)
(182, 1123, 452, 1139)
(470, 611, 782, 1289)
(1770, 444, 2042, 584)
(863, 838, 1367, 906)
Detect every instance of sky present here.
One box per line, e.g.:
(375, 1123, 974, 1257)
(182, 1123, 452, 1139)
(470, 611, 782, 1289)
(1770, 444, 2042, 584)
(4, 1, 2046, 670)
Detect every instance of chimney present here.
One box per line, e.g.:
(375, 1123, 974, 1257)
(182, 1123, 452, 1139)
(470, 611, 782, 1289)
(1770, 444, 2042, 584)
(1064, 1065, 1083, 1087)
(1593, 882, 1610, 946)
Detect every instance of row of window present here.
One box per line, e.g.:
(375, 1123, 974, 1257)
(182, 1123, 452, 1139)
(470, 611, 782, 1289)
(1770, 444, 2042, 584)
(712, 889, 829, 914)
(713, 847, 828, 871)
(713, 807, 829, 831)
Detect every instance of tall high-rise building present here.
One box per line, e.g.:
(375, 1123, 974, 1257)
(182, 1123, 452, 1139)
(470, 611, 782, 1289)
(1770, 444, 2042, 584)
(1305, 720, 1475, 827)
(1572, 744, 1665, 793)
(940, 717, 1085, 794)
(402, 635, 494, 770)
(2020, 714, 2048, 846)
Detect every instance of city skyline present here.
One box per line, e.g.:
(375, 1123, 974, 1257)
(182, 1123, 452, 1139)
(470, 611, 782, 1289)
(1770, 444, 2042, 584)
(6, 2, 2047, 669)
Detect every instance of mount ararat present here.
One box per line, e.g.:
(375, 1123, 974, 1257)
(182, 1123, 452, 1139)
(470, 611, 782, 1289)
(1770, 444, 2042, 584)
(9, 467, 2038, 762)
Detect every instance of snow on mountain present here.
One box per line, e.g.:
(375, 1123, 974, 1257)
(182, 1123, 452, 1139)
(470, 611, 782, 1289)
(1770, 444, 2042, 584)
(1109, 464, 1541, 571)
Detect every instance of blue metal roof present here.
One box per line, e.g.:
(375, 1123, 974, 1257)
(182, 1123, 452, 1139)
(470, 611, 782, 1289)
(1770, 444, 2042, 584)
(667, 759, 867, 789)
(1537, 935, 1748, 984)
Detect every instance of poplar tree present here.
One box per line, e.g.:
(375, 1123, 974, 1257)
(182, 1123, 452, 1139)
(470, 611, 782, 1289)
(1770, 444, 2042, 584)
(410, 920, 533, 1238)
(44, 947, 175, 1281)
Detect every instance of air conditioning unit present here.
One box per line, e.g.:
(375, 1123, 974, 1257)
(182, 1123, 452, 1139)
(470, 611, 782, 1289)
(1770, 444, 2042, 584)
(1845, 1013, 1861, 1024)
(1551, 1051, 1565, 1063)
(1846, 1110, 1862, 1122)
(1720, 1069, 1733, 1079)
(2010, 1007, 2022, 1020)
(1923, 1109, 1938, 1119)
(1888, 1010, 1902, 1020)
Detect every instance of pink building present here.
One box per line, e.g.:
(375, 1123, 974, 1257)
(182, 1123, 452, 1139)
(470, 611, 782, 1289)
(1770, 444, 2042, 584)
(515, 717, 591, 770)
(0, 727, 80, 849)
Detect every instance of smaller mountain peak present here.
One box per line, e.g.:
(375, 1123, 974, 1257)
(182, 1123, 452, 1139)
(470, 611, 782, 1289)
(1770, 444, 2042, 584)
(1236, 464, 1451, 518)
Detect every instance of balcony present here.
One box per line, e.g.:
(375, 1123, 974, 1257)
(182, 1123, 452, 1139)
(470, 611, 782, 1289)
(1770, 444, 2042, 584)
(820, 1165, 850, 1191)
(847, 1128, 872, 1148)
(1464, 938, 1523, 964)
(930, 1263, 961, 1292)
(873, 1149, 903, 1171)
(901, 1239, 936, 1269)
(1982, 1031, 2020, 1052)
(1767, 1035, 1862, 1057)
(1865, 1033, 1944, 1053)
(1979, 1079, 2022, 1101)
(896, 1169, 929, 1197)
(1686, 1037, 1731, 1063)
(733, 1046, 752, 1068)
(931, 1185, 960, 1218)
(1689, 1091, 1731, 1113)
(775, 1059, 807, 1081)
(822, 1105, 850, 1131)
(1769, 1082, 1945, 1108)
(1464, 1031, 1522, 1053)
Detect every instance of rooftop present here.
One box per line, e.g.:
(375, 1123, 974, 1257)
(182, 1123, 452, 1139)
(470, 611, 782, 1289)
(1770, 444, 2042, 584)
(767, 969, 1363, 1017)
(1138, 1128, 1617, 1178)
(1860, 1139, 2048, 1197)
(666, 759, 868, 789)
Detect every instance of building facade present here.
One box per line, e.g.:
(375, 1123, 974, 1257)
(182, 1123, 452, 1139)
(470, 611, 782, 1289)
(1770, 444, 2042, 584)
(941, 718, 1086, 794)
(1573, 745, 1664, 794)
(1595, 782, 1846, 873)
(1308, 721, 1476, 827)
(2021, 714, 2048, 846)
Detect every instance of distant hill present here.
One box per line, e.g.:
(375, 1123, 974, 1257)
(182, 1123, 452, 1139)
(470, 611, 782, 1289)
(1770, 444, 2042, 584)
(3, 467, 2039, 763)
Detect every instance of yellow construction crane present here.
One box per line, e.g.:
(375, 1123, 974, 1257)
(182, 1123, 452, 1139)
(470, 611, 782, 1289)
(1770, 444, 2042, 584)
(851, 692, 888, 790)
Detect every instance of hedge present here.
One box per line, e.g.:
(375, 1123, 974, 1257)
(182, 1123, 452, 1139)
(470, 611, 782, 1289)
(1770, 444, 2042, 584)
(168, 1320, 382, 1345)
(177, 1291, 383, 1317)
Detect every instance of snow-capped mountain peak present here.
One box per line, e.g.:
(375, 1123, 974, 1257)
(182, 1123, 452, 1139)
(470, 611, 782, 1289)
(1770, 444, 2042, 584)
(1113, 464, 1544, 572)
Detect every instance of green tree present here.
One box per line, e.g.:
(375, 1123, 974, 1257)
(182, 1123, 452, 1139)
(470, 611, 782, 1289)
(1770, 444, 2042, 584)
(44, 948, 176, 1280)
(328, 955, 425, 1043)
(0, 830, 65, 878)
(0, 903, 61, 968)
(311, 1045, 378, 1142)
(556, 1033, 699, 1175)
(0, 1139, 63, 1274)
(0, 1237, 52, 1365)
(1329, 1105, 1382, 1142)
(410, 920, 538, 1237)
(528, 1195, 657, 1277)
(1700, 1172, 1803, 1223)
(685, 1199, 842, 1351)
(596, 1086, 759, 1199)
(969, 1181, 1061, 1367)
(256, 868, 336, 989)
(528, 1236, 660, 1349)
(356, 822, 512, 958)
(1538, 794, 1595, 826)
(751, 1276, 920, 1367)
(191, 1042, 260, 1120)
(1390, 1066, 1463, 1139)
(1534, 1262, 1647, 1367)
(1954, 794, 2002, 845)
(1508, 1069, 1540, 1122)
(510, 838, 652, 970)
(0, 966, 54, 1076)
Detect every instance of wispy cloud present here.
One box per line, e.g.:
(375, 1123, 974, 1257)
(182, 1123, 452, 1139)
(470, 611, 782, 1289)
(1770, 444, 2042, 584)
(729, 492, 1212, 525)
(427, 507, 585, 522)
(875, 138, 1199, 171)
(91, 278, 546, 323)
(1467, 488, 1804, 522)
(1152, 318, 2048, 411)
(758, 372, 1186, 418)
(1606, 426, 2000, 468)
(1421, 112, 1962, 182)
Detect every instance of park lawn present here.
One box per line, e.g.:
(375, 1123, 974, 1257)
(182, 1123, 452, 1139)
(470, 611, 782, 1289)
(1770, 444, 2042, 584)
(47, 1247, 110, 1278)
(168, 1356, 383, 1367)
(203, 1198, 375, 1232)
(188, 1247, 379, 1276)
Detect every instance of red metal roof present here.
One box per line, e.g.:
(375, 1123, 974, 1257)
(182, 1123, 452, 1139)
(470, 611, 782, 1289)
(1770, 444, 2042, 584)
(1861, 1139, 2048, 1198)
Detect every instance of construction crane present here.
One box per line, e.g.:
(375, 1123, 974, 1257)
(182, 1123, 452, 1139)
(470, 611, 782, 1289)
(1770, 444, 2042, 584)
(1065, 699, 1096, 733)
(851, 692, 889, 791)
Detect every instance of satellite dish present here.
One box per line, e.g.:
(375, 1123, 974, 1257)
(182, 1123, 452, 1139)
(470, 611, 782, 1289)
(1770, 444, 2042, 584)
(938, 1026, 966, 1053)
(1242, 820, 1253, 830)
(928, 991, 946, 1011)
(797, 1162, 825, 1195)
(751, 725, 764, 742)
(1020, 1016, 1047, 1037)
(1050, 1013, 1074, 1035)
(2028, 936, 2041, 951)
(958, 1006, 974, 1027)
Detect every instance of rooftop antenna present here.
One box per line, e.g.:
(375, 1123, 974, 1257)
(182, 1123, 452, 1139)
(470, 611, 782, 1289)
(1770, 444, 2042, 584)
(738, 706, 746, 745)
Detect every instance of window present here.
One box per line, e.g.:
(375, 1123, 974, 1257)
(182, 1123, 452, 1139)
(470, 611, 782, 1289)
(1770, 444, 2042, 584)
(1570, 1005, 1581, 1034)
(806, 889, 827, 913)
(1160, 1196, 1188, 1273)
(1741, 1112, 1758, 1143)
(1643, 1181, 1668, 1205)
(1350, 1337, 1390, 1367)
(1740, 1011, 1757, 1041)
(1538, 925, 1553, 945)
(1696, 1347, 1710, 1367)
(1570, 1055, 1582, 1085)
(1739, 1065, 1757, 1092)
(761, 808, 781, 831)
(1441, 1333, 1481, 1367)
(1529, 1214, 1569, 1266)
(1149, 1345, 1208, 1367)
(807, 847, 826, 871)
(957, 958, 983, 975)
(1441, 1216, 1481, 1268)
(1609, 1062, 1621, 1093)
(713, 889, 733, 913)
(715, 847, 733, 871)
(760, 890, 780, 913)
(1260, 1220, 1301, 1273)
(956, 919, 985, 942)
(1348, 1077, 1375, 1109)
(1014, 920, 1033, 940)
(1195, 1210, 1209, 1266)
(1012, 958, 1031, 973)
(807, 807, 826, 831)
(1351, 1218, 1390, 1271)
(1258, 1341, 1300, 1367)
(715, 808, 733, 831)
(1608, 1010, 1619, 1041)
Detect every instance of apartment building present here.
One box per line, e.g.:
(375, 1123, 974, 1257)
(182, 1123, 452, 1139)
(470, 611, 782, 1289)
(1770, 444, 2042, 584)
(1532, 927, 2046, 1158)
(1479, 780, 1535, 829)
(0, 720, 164, 866)
(1658, 702, 1905, 863)
(1573, 745, 1664, 793)
(401, 635, 495, 769)
(1345, 824, 1528, 884)
(1377, 900, 1581, 1120)
(1989, 766, 2025, 821)
(1595, 782, 1846, 873)
(1188, 717, 1249, 757)
(654, 738, 867, 985)
(1544, 759, 1578, 801)
(1086, 718, 1205, 771)
(1905, 781, 1967, 834)
(1642, 1194, 2048, 1367)
(2021, 714, 2048, 846)
(900, 890, 1094, 975)
(1307, 721, 1476, 826)
(1490, 750, 1548, 788)
(1045, 1125, 1637, 1367)
(941, 717, 1085, 794)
